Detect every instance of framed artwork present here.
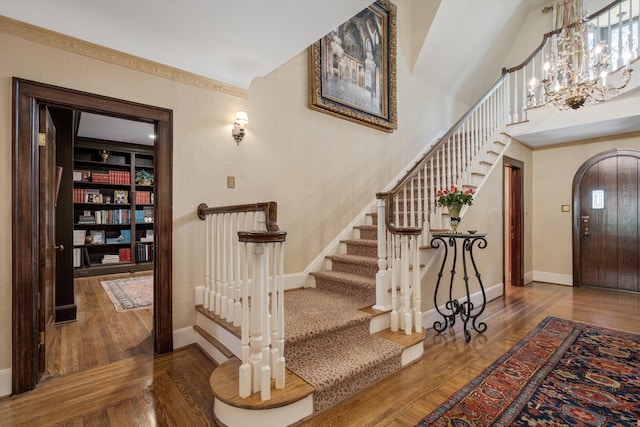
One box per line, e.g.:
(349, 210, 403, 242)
(308, 0, 397, 132)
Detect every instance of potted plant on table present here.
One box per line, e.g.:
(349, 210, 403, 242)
(436, 185, 474, 233)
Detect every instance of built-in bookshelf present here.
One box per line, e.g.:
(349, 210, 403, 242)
(72, 140, 154, 277)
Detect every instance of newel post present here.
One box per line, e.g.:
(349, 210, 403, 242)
(374, 193, 391, 311)
(237, 230, 287, 401)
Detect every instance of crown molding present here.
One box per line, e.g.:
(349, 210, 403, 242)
(0, 15, 248, 99)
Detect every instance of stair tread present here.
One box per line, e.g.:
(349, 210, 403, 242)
(327, 254, 378, 264)
(311, 269, 376, 285)
(341, 238, 377, 246)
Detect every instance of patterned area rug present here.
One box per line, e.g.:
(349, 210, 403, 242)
(100, 276, 153, 312)
(417, 316, 640, 426)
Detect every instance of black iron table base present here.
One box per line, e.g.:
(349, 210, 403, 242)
(430, 233, 488, 342)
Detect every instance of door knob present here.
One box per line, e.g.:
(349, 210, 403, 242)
(55, 244, 64, 252)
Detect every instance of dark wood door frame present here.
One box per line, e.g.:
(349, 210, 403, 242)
(503, 156, 524, 288)
(12, 78, 173, 394)
(572, 148, 640, 287)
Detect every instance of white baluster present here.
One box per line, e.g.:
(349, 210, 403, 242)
(413, 235, 422, 333)
(234, 213, 243, 327)
(390, 234, 399, 332)
(249, 242, 265, 395)
(239, 241, 251, 398)
(203, 214, 210, 309)
(275, 241, 286, 389)
(401, 235, 411, 335)
(260, 242, 271, 401)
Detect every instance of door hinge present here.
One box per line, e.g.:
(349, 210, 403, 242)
(39, 331, 45, 346)
(38, 132, 46, 147)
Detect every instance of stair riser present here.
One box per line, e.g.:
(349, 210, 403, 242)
(358, 227, 377, 240)
(313, 276, 376, 306)
(345, 243, 377, 258)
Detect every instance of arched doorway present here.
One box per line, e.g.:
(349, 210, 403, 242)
(572, 149, 640, 292)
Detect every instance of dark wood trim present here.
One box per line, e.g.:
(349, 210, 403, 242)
(503, 156, 524, 288)
(571, 148, 640, 287)
(12, 78, 173, 393)
(197, 201, 280, 231)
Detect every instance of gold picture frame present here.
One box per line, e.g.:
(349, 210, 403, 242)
(308, 0, 397, 132)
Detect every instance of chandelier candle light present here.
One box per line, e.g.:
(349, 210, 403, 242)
(436, 186, 474, 233)
(527, 0, 634, 110)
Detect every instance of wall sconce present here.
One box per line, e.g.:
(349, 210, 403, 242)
(232, 110, 248, 144)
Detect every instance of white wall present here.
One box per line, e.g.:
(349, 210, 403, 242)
(0, 0, 473, 376)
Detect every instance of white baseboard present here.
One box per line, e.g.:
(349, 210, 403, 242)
(524, 271, 534, 284)
(173, 325, 196, 350)
(532, 271, 573, 286)
(0, 368, 11, 397)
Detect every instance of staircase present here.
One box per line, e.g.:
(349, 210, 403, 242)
(196, 204, 426, 426)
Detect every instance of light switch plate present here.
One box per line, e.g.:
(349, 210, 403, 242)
(227, 176, 235, 188)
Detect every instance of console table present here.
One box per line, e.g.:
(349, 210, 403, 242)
(430, 232, 488, 342)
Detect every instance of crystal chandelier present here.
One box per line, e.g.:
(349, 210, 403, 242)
(527, 4, 634, 110)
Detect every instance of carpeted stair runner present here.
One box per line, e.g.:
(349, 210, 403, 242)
(283, 288, 403, 412)
(284, 212, 403, 412)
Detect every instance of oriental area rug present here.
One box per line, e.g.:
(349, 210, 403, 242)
(100, 275, 153, 312)
(417, 316, 640, 426)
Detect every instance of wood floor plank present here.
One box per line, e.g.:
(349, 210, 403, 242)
(1, 282, 638, 426)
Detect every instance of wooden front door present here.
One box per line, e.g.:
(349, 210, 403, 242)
(573, 149, 640, 292)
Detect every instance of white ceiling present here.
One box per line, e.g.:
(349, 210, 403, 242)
(0, 0, 373, 89)
(77, 112, 156, 145)
(2, 0, 639, 147)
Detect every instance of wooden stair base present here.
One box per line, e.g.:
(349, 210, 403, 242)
(197, 307, 425, 427)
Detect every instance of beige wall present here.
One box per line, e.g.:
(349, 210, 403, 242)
(0, 0, 467, 372)
(531, 134, 640, 284)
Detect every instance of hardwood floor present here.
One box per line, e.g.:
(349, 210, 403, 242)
(45, 272, 154, 378)
(1, 282, 638, 426)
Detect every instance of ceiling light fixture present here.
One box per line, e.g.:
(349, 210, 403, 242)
(527, 0, 633, 110)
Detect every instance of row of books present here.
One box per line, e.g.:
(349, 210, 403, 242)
(74, 169, 131, 185)
(77, 209, 131, 225)
(136, 243, 154, 263)
(73, 247, 135, 267)
(135, 191, 153, 205)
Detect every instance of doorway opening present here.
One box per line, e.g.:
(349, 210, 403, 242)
(503, 157, 524, 290)
(12, 78, 173, 394)
(44, 106, 156, 380)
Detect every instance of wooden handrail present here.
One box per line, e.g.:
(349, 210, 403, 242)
(197, 201, 279, 231)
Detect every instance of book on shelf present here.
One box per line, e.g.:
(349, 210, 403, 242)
(135, 243, 154, 263)
(101, 254, 121, 264)
(119, 248, 131, 262)
(134, 191, 152, 205)
(74, 247, 91, 268)
(73, 248, 82, 267)
(93, 209, 131, 225)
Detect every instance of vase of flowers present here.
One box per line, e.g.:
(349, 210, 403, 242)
(436, 185, 474, 233)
